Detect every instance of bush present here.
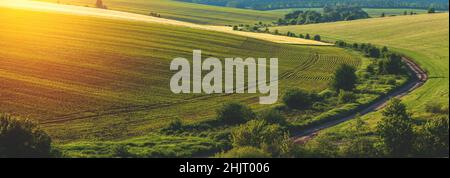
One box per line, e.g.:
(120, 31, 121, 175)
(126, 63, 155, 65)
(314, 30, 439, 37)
(305, 34, 310, 39)
(0, 114, 52, 158)
(161, 119, 184, 133)
(259, 109, 287, 126)
(335, 40, 347, 47)
(330, 64, 357, 91)
(217, 102, 255, 125)
(337, 90, 357, 104)
(230, 120, 291, 157)
(111, 145, 135, 158)
(231, 120, 281, 148)
(425, 102, 449, 115)
(313, 34, 321, 41)
(282, 89, 317, 110)
(215, 146, 271, 158)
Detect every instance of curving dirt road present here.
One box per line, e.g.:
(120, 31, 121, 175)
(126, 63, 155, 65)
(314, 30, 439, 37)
(0, 0, 331, 46)
(293, 57, 428, 144)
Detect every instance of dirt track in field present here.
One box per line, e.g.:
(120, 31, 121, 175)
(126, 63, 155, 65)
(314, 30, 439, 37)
(293, 57, 428, 144)
(0, 0, 332, 46)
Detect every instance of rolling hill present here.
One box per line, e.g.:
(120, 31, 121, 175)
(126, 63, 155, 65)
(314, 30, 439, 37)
(2, 0, 443, 158)
(273, 13, 449, 113)
(0, 6, 362, 143)
(37, 0, 284, 25)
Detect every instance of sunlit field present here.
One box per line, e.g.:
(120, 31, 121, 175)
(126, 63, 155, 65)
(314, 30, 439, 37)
(37, 0, 284, 25)
(0, 7, 362, 143)
(273, 13, 449, 113)
(1, 0, 447, 159)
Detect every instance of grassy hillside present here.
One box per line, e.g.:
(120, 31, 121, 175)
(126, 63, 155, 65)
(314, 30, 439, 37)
(0, 7, 362, 142)
(273, 13, 449, 113)
(269, 8, 430, 17)
(38, 0, 283, 25)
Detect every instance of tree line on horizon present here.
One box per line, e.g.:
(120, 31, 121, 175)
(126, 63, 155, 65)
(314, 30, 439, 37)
(179, 0, 449, 10)
(276, 6, 369, 25)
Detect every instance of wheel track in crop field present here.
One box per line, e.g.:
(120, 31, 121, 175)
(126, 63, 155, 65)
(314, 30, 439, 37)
(44, 51, 358, 124)
(0, 1, 354, 124)
(44, 48, 362, 124)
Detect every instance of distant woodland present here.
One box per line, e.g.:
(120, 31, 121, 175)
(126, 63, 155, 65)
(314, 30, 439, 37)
(179, 0, 449, 10)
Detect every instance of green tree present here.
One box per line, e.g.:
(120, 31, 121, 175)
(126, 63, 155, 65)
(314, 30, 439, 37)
(335, 40, 347, 47)
(305, 33, 311, 39)
(381, 46, 389, 54)
(259, 109, 287, 126)
(368, 47, 381, 58)
(377, 99, 415, 157)
(313, 34, 321, 41)
(428, 7, 436, 13)
(330, 64, 357, 91)
(230, 120, 291, 157)
(216, 102, 255, 125)
(274, 29, 279, 35)
(282, 89, 317, 109)
(0, 114, 52, 158)
(415, 115, 449, 157)
(231, 120, 283, 148)
(378, 53, 403, 74)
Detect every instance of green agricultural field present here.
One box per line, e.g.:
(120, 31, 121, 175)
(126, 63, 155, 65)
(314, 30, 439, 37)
(38, 0, 283, 25)
(273, 13, 449, 114)
(0, 7, 363, 146)
(268, 8, 430, 17)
